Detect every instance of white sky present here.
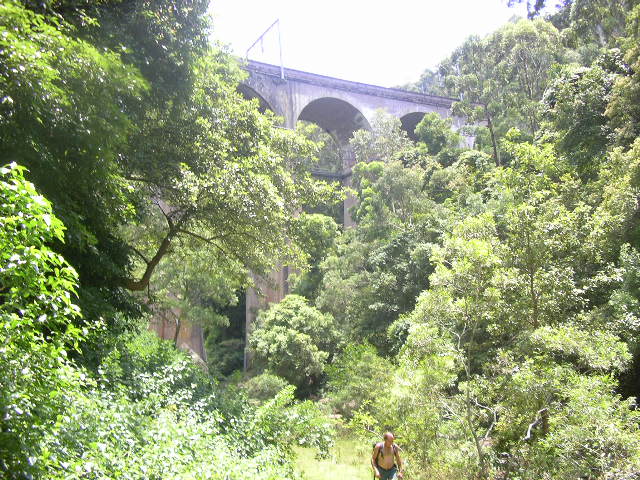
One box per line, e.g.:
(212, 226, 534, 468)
(209, 0, 528, 87)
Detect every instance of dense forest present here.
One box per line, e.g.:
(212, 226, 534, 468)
(2, 0, 640, 479)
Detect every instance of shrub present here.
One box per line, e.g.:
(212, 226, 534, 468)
(0, 163, 84, 477)
(207, 337, 245, 377)
(0, 164, 334, 479)
(326, 343, 390, 418)
(230, 385, 335, 458)
(241, 372, 294, 404)
(249, 294, 338, 395)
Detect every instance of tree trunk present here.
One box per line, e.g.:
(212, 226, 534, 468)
(464, 311, 487, 478)
(541, 408, 549, 436)
(485, 107, 501, 167)
(526, 230, 539, 329)
(466, 386, 486, 477)
(123, 228, 176, 291)
(173, 314, 182, 347)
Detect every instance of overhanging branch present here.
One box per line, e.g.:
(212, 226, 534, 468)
(123, 228, 176, 291)
(524, 408, 549, 441)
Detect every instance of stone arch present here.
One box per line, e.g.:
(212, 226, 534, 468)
(400, 112, 427, 142)
(297, 97, 370, 144)
(237, 84, 274, 114)
(297, 97, 370, 229)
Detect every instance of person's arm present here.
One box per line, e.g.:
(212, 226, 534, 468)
(394, 445, 404, 478)
(371, 445, 381, 478)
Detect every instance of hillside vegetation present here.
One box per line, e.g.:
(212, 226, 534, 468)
(3, 1, 640, 479)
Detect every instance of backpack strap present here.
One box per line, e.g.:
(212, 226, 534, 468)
(374, 442, 400, 474)
(375, 442, 399, 458)
(373, 442, 400, 461)
(373, 442, 383, 465)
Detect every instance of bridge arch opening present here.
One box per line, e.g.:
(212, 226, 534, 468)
(297, 97, 369, 228)
(297, 120, 343, 174)
(297, 97, 370, 144)
(400, 112, 427, 142)
(237, 84, 274, 114)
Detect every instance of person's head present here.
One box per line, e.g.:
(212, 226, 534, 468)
(383, 432, 394, 445)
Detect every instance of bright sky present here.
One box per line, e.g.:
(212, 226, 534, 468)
(209, 0, 528, 88)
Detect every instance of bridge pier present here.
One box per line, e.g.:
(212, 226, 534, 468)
(244, 268, 288, 370)
(240, 60, 462, 370)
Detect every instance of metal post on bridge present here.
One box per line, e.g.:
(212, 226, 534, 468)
(245, 19, 285, 81)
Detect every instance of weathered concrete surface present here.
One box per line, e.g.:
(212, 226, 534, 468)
(243, 268, 289, 369)
(149, 314, 207, 366)
(241, 60, 461, 134)
(240, 60, 465, 225)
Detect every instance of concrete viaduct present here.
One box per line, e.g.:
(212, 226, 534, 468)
(239, 60, 461, 140)
(239, 60, 463, 367)
(151, 60, 465, 368)
(239, 60, 465, 225)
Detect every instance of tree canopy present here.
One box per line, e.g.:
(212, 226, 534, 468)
(5, 1, 640, 479)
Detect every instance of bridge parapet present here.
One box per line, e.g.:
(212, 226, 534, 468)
(243, 60, 457, 110)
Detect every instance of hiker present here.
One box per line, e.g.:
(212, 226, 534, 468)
(371, 432, 404, 479)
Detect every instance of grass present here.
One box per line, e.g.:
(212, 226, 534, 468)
(294, 436, 373, 480)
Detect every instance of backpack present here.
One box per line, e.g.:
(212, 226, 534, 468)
(372, 442, 398, 467)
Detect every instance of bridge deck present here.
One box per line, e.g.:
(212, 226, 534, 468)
(244, 59, 458, 109)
